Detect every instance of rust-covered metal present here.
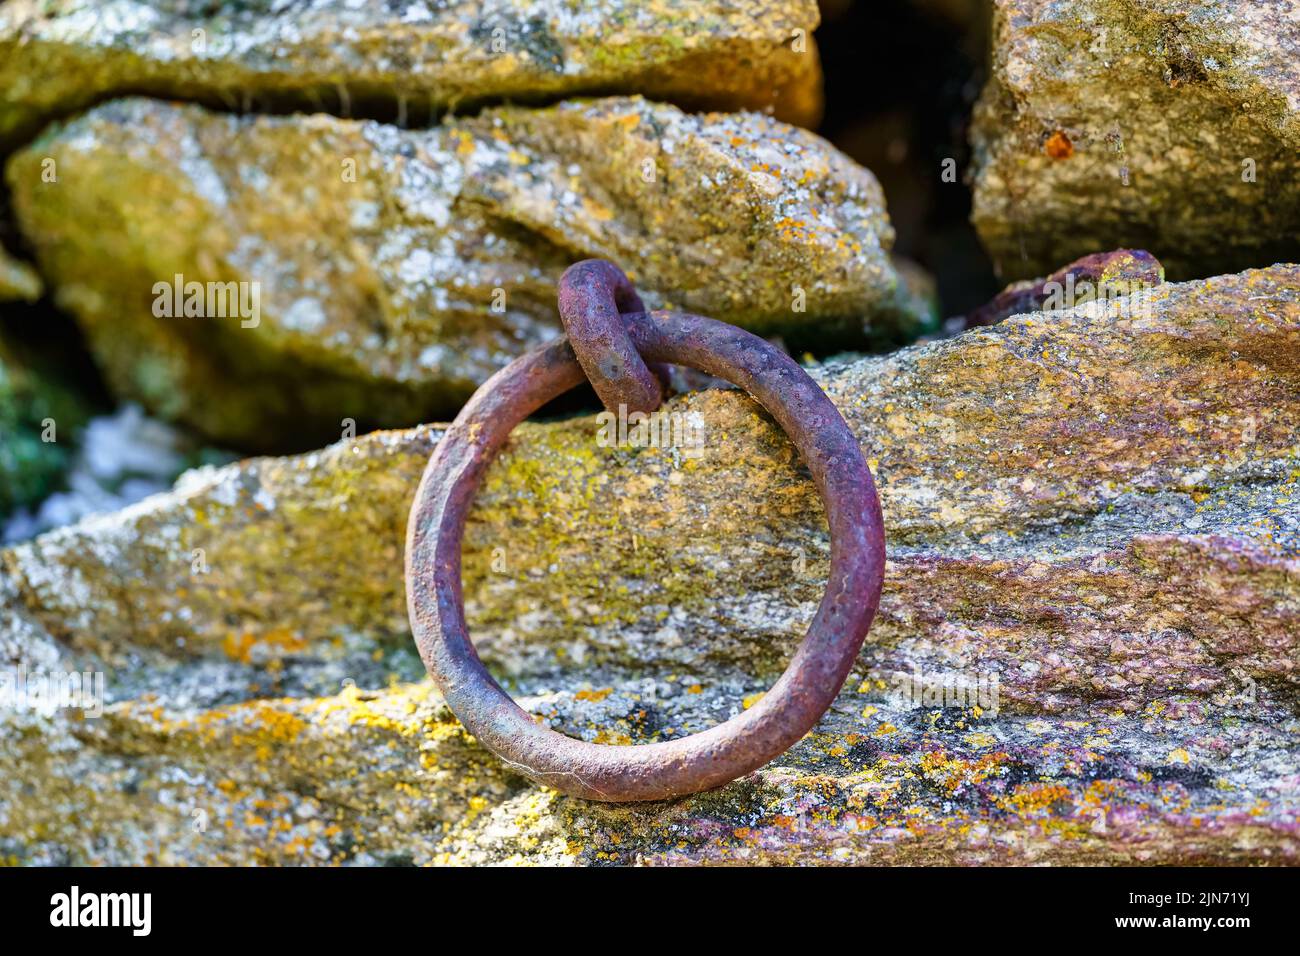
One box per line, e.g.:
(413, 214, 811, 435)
(557, 258, 664, 414)
(405, 260, 886, 802)
(965, 249, 1164, 328)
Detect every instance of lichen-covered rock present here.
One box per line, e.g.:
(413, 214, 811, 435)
(2, 677, 1293, 865)
(4, 264, 1297, 702)
(2, 263, 1296, 865)
(971, 0, 1300, 280)
(7, 95, 910, 450)
(0, 0, 823, 153)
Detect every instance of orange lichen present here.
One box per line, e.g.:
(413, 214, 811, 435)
(1044, 130, 1074, 159)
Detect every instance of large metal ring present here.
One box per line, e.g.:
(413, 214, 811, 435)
(405, 310, 886, 802)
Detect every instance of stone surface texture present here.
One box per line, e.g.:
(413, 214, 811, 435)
(2, 264, 1296, 865)
(0, 0, 824, 152)
(971, 0, 1300, 280)
(7, 95, 915, 450)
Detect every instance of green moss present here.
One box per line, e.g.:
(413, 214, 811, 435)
(0, 339, 88, 516)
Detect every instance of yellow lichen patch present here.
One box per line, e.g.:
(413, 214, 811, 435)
(221, 628, 308, 663)
(997, 783, 1073, 816)
(222, 632, 255, 663)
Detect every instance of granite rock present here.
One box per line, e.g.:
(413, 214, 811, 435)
(971, 0, 1300, 280)
(8, 96, 912, 449)
(0, 0, 823, 153)
(1, 264, 1296, 864)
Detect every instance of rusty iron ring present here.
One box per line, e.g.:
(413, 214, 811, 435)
(557, 259, 664, 414)
(405, 311, 886, 802)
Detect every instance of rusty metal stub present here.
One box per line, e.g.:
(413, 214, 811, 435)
(405, 260, 886, 802)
